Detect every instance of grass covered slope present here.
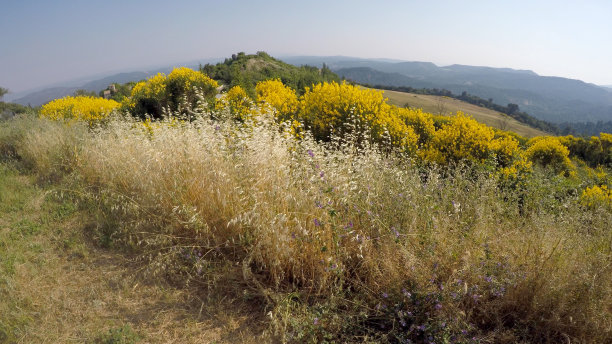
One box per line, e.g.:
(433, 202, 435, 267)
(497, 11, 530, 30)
(379, 88, 548, 138)
(0, 131, 268, 344)
(2, 109, 611, 343)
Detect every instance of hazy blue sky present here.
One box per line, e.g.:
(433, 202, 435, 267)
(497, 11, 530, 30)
(1, 0, 611, 94)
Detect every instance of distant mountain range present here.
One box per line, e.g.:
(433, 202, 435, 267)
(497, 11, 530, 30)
(12, 72, 152, 107)
(282, 56, 612, 123)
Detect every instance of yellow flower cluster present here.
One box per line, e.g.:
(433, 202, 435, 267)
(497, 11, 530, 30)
(166, 67, 218, 93)
(421, 112, 519, 165)
(127, 74, 167, 109)
(255, 79, 298, 121)
(124, 67, 218, 118)
(298, 82, 418, 151)
(40, 96, 119, 123)
(252, 80, 528, 161)
(490, 132, 521, 167)
(220, 79, 607, 180)
(225, 85, 253, 121)
(396, 107, 436, 146)
(580, 185, 612, 209)
(525, 136, 574, 175)
(498, 153, 533, 184)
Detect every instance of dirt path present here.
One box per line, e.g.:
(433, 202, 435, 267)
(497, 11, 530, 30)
(0, 165, 267, 343)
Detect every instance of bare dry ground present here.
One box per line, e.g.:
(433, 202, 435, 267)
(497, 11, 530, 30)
(0, 164, 269, 344)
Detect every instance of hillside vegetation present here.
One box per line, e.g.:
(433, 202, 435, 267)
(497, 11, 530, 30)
(283, 56, 612, 124)
(376, 88, 548, 138)
(200, 51, 339, 97)
(1, 63, 612, 343)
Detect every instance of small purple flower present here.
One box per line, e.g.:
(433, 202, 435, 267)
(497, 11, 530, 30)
(435, 303, 442, 310)
(320, 171, 325, 178)
(418, 324, 426, 331)
(313, 317, 319, 325)
(382, 292, 389, 298)
(400, 319, 407, 327)
(314, 218, 321, 226)
(402, 289, 411, 298)
(484, 276, 492, 283)
(307, 149, 314, 157)
(331, 263, 338, 269)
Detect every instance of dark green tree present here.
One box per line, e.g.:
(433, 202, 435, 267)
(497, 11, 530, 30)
(507, 103, 519, 115)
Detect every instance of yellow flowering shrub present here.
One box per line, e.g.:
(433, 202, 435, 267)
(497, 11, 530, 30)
(557, 135, 579, 148)
(224, 85, 253, 121)
(124, 67, 218, 119)
(298, 82, 418, 151)
(422, 112, 496, 164)
(396, 107, 436, 146)
(40, 96, 119, 123)
(580, 185, 612, 209)
(255, 79, 298, 121)
(525, 136, 574, 175)
(166, 67, 218, 105)
(558, 133, 612, 168)
(498, 153, 533, 187)
(490, 132, 521, 167)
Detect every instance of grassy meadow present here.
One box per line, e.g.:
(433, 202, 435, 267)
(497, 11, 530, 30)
(1, 68, 611, 343)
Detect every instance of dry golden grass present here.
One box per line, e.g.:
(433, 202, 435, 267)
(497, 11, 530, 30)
(2, 113, 611, 343)
(0, 163, 269, 344)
